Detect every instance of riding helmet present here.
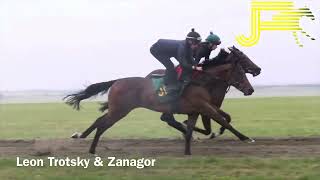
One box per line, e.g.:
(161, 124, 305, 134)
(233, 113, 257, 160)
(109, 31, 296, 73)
(205, 32, 221, 45)
(186, 28, 202, 42)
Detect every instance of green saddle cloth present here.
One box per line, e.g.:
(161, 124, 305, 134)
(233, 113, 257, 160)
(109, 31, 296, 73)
(151, 76, 180, 103)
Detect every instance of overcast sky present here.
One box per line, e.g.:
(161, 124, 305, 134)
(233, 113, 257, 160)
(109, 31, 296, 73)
(0, 0, 319, 91)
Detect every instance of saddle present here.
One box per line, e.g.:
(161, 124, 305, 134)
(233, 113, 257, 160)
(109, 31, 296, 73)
(150, 65, 201, 104)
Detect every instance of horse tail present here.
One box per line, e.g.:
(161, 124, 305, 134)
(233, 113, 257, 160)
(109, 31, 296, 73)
(64, 80, 116, 110)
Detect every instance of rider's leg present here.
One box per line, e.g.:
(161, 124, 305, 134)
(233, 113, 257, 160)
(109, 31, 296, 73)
(178, 69, 192, 95)
(150, 46, 177, 86)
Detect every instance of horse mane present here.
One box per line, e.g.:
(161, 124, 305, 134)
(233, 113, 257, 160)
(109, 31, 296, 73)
(201, 48, 230, 70)
(193, 48, 236, 86)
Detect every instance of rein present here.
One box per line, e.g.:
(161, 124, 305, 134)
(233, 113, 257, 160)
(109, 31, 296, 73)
(199, 53, 242, 94)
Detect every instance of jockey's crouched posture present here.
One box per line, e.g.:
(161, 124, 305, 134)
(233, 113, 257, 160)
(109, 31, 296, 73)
(150, 28, 203, 93)
(157, 31, 222, 133)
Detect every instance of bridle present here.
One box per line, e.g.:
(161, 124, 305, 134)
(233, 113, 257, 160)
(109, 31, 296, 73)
(223, 51, 246, 93)
(200, 53, 245, 94)
(198, 47, 250, 94)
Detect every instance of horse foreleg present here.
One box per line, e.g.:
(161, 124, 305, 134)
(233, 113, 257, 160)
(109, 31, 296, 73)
(201, 103, 254, 142)
(217, 110, 231, 137)
(185, 114, 198, 155)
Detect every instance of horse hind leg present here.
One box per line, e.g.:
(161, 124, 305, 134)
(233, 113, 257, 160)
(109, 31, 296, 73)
(200, 115, 213, 136)
(160, 113, 187, 134)
(89, 108, 132, 155)
(182, 115, 212, 136)
(71, 101, 110, 139)
(71, 115, 106, 139)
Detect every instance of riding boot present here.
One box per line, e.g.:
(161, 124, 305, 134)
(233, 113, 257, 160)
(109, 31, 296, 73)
(164, 70, 180, 93)
(178, 73, 191, 96)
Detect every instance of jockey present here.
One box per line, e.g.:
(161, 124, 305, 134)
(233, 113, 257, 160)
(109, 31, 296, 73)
(150, 28, 203, 91)
(159, 32, 221, 131)
(194, 32, 221, 64)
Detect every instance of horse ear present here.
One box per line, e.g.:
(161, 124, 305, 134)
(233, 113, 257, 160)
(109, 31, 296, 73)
(220, 48, 229, 56)
(233, 45, 239, 51)
(227, 47, 232, 53)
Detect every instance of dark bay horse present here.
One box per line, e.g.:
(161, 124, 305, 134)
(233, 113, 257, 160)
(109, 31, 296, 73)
(146, 47, 261, 137)
(65, 51, 255, 155)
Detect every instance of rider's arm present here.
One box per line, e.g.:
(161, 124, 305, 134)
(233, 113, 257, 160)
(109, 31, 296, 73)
(195, 48, 211, 63)
(177, 45, 193, 71)
(194, 50, 202, 64)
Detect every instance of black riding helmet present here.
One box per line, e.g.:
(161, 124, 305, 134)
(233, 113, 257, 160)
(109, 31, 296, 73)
(186, 28, 202, 44)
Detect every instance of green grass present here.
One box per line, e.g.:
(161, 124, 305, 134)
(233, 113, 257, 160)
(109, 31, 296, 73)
(1, 96, 320, 179)
(0, 96, 320, 139)
(0, 157, 320, 180)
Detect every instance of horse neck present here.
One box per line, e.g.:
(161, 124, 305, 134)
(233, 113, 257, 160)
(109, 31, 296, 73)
(192, 64, 231, 106)
(205, 63, 233, 81)
(208, 80, 229, 107)
(204, 64, 234, 105)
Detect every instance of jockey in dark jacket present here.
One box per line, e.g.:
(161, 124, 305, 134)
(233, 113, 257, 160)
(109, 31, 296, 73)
(158, 32, 222, 133)
(150, 28, 202, 91)
(194, 32, 221, 64)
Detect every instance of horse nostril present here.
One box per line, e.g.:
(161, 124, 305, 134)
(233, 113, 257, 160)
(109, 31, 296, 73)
(257, 69, 261, 74)
(254, 71, 261, 76)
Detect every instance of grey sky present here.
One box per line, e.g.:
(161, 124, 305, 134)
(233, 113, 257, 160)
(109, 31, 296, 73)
(0, 0, 319, 91)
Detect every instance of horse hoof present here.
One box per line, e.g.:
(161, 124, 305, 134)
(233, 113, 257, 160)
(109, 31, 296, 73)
(89, 150, 96, 155)
(89, 152, 98, 157)
(194, 137, 203, 142)
(243, 138, 255, 143)
(209, 133, 216, 139)
(71, 132, 82, 139)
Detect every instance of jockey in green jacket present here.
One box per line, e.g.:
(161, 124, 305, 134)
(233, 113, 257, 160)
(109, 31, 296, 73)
(194, 32, 221, 63)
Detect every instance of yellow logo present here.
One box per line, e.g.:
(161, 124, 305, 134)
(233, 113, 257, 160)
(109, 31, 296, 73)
(236, 1, 316, 47)
(158, 86, 168, 96)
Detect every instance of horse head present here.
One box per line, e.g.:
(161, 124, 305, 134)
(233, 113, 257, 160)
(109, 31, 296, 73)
(202, 51, 254, 96)
(226, 46, 261, 76)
